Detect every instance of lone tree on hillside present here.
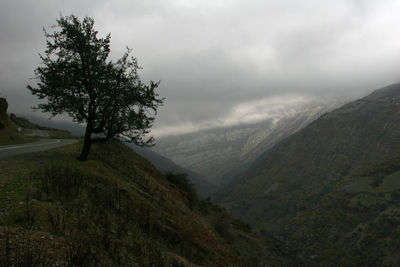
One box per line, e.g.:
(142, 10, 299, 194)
(28, 15, 163, 161)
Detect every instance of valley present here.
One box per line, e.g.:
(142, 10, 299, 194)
(153, 99, 339, 193)
(2, 84, 400, 266)
(136, 84, 400, 266)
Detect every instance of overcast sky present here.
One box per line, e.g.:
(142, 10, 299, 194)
(1, 0, 400, 136)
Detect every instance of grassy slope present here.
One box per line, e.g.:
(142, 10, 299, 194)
(283, 159, 400, 266)
(11, 115, 73, 139)
(0, 115, 73, 146)
(0, 119, 37, 145)
(0, 141, 293, 266)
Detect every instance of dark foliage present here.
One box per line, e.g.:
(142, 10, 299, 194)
(27, 14, 163, 161)
(213, 218, 233, 243)
(165, 172, 197, 207)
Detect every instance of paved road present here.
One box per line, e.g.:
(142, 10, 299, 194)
(0, 139, 78, 159)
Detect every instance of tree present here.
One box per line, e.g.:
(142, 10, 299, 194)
(28, 15, 163, 161)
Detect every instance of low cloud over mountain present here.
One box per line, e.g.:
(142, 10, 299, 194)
(1, 0, 400, 136)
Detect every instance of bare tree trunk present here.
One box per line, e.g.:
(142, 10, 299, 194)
(79, 121, 93, 161)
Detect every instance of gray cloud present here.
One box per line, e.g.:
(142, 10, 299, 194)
(1, 0, 400, 136)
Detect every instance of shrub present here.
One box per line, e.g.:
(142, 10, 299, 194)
(165, 172, 197, 207)
(213, 218, 233, 244)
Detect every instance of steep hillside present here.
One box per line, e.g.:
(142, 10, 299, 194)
(219, 84, 400, 266)
(0, 140, 295, 266)
(154, 100, 337, 189)
(129, 144, 216, 198)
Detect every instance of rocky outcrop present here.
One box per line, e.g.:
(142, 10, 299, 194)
(0, 97, 9, 129)
(0, 98, 8, 114)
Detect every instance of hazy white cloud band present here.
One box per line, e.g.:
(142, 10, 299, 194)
(151, 95, 317, 137)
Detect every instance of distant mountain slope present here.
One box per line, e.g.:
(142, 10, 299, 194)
(128, 144, 216, 198)
(219, 84, 400, 266)
(153, 99, 338, 188)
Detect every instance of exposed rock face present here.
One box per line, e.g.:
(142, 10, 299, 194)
(0, 97, 9, 129)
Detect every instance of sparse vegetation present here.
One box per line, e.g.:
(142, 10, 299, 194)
(213, 217, 233, 244)
(165, 172, 197, 208)
(0, 140, 290, 266)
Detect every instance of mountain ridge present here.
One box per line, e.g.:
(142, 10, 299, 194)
(218, 83, 400, 266)
(153, 99, 339, 191)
